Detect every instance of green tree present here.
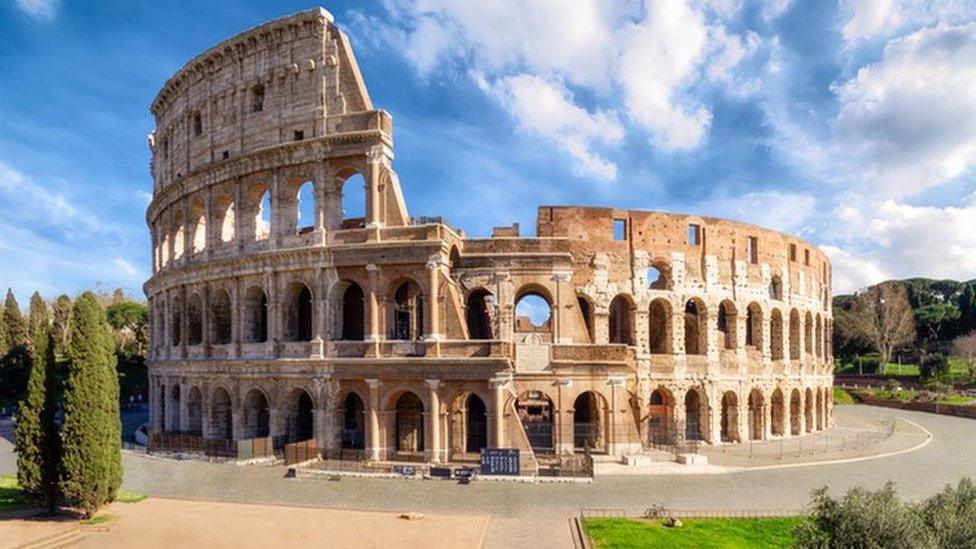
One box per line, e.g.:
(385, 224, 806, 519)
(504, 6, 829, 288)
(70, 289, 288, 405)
(60, 292, 122, 518)
(51, 294, 72, 356)
(1, 290, 30, 401)
(4, 289, 27, 350)
(27, 292, 50, 348)
(0, 302, 7, 358)
(105, 300, 149, 357)
(916, 302, 961, 352)
(14, 325, 61, 514)
(919, 478, 976, 547)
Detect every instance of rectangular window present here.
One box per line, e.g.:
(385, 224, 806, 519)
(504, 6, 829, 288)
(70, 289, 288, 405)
(193, 112, 202, 136)
(748, 236, 759, 264)
(612, 219, 626, 241)
(804, 248, 810, 265)
(293, 130, 304, 141)
(688, 224, 701, 246)
(789, 243, 797, 262)
(251, 85, 265, 113)
(162, 138, 169, 160)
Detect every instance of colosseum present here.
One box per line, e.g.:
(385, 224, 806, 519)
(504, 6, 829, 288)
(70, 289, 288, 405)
(144, 8, 834, 469)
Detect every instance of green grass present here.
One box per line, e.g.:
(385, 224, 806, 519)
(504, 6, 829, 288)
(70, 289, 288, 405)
(874, 389, 918, 402)
(82, 514, 112, 525)
(833, 387, 856, 404)
(936, 395, 976, 405)
(583, 517, 803, 548)
(0, 475, 27, 512)
(116, 490, 147, 503)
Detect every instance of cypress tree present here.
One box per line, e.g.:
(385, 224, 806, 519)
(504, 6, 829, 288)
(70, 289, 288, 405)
(2, 290, 29, 402)
(60, 292, 121, 517)
(0, 304, 7, 358)
(15, 325, 61, 513)
(27, 292, 50, 348)
(51, 295, 72, 357)
(4, 289, 27, 350)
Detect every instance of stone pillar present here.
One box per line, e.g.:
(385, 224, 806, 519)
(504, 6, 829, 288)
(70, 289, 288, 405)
(551, 271, 571, 344)
(783, 390, 792, 438)
(179, 286, 189, 359)
(162, 379, 173, 432)
(798, 390, 807, 436)
(269, 408, 282, 439)
(554, 379, 572, 454)
(763, 391, 772, 440)
(366, 379, 381, 460)
(607, 377, 628, 454)
(270, 169, 281, 248)
(425, 258, 443, 341)
(232, 277, 242, 358)
(150, 377, 161, 433)
(179, 382, 189, 434)
(490, 378, 507, 448)
(426, 380, 443, 463)
(232, 408, 243, 441)
(202, 284, 212, 357)
(708, 390, 721, 444)
(365, 264, 381, 341)
(365, 145, 386, 229)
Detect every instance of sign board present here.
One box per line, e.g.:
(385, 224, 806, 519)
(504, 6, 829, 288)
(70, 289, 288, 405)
(394, 465, 416, 476)
(480, 448, 520, 476)
(429, 467, 452, 478)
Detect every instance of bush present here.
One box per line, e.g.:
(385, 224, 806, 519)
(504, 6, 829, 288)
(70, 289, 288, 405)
(884, 379, 901, 392)
(921, 354, 950, 380)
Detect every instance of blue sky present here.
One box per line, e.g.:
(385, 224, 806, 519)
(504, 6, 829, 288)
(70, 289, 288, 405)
(1, 0, 976, 302)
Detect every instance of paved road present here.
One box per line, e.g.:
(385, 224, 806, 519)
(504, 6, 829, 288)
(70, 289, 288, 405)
(4, 406, 976, 548)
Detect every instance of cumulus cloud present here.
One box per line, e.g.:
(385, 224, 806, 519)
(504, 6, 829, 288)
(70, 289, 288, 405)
(14, 0, 59, 20)
(840, 0, 975, 44)
(832, 23, 976, 195)
(698, 190, 817, 235)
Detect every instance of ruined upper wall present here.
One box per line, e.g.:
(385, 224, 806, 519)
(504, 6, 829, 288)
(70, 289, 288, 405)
(148, 8, 378, 191)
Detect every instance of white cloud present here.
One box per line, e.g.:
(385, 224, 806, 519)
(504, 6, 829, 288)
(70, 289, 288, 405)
(699, 190, 817, 234)
(14, 0, 59, 20)
(821, 245, 892, 294)
(832, 23, 976, 195)
(762, 0, 793, 21)
(840, 0, 975, 44)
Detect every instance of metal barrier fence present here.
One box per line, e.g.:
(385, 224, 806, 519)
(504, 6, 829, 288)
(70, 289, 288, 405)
(580, 507, 806, 520)
(731, 413, 896, 460)
(147, 432, 279, 460)
(858, 397, 976, 419)
(284, 439, 318, 465)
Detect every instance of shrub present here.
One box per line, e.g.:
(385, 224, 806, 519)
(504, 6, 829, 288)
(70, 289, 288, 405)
(921, 354, 950, 380)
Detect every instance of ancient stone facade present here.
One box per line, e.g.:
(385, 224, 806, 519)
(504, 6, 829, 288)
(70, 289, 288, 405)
(144, 8, 834, 464)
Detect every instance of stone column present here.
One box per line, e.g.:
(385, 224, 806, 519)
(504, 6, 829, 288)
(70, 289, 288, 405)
(607, 377, 627, 454)
(763, 390, 773, 440)
(366, 379, 381, 460)
(202, 284, 212, 358)
(490, 378, 507, 448)
(425, 257, 443, 341)
(270, 168, 281, 248)
(365, 264, 381, 341)
(554, 379, 572, 454)
(426, 380, 443, 463)
(162, 379, 173, 432)
(783, 389, 793, 438)
(150, 376, 161, 433)
(269, 408, 282, 439)
(365, 145, 386, 230)
(708, 390, 721, 444)
(179, 286, 188, 359)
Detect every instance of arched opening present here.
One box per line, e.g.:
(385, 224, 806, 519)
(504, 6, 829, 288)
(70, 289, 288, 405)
(804, 312, 813, 355)
(466, 289, 494, 340)
(514, 291, 552, 333)
(172, 211, 185, 260)
(720, 391, 738, 442)
(284, 389, 315, 443)
(790, 388, 802, 436)
(210, 387, 233, 440)
(340, 172, 366, 226)
(170, 384, 182, 431)
(464, 394, 488, 453)
(296, 181, 316, 234)
(170, 296, 183, 347)
(648, 388, 674, 444)
(158, 383, 167, 431)
(816, 388, 825, 430)
(789, 309, 801, 360)
(186, 386, 203, 436)
(649, 299, 672, 354)
(160, 230, 171, 267)
(340, 282, 365, 340)
(391, 280, 424, 340)
(242, 389, 270, 439)
(815, 316, 824, 358)
(187, 293, 203, 346)
(516, 391, 554, 454)
(804, 388, 814, 433)
(248, 184, 272, 242)
(770, 309, 785, 360)
(647, 261, 670, 290)
(748, 389, 764, 441)
(217, 192, 235, 243)
(770, 388, 785, 436)
(394, 392, 425, 454)
(684, 299, 707, 355)
(190, 199, 207, 254)
(577, 295, 595, 343)
(718, 300, 737, 350)
(609, 294, 635, 345)
(684, 389, 706, 441)
(211, 289, 232, 345)
(243, 286, 268, 343)
(573, 392, 605, 452)
(449, 246, 461, 268)
(769, 275, 782, 300)
(284, 282, 313, 342)
(745, 302, 763, 348)
(341, 392, 366, 450)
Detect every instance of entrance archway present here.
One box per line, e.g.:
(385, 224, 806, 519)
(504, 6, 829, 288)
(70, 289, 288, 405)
(242, 389, 270, 439)
(210, 387, 233, 440)
(748, 388, 764, 441)
(684, 389, 706, 441)
(573, 392, 605, 452)
(720, 391, 738, 442)
(464, 394, 488, 453)
(340, 392, 365, 449)
(790, 389, 802, 436)
(395, 392, 425, 453)
(771, 388, 785, 436)
(647, 388, 674, 444)
(186, 386, 203, 436)
(284, 389, 314, 443)
(516, 391, 554, 454)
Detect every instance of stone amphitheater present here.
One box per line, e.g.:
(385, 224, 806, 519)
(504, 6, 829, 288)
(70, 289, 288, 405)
(144, 8, 834, 466)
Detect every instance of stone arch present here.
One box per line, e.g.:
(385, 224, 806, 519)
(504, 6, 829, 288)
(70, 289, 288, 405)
(170, 294, 183, 347)
(339, 391, 366, 450)
(770, 308, 785, 360)
(769, 275, 783, 300)
(770, 387, 785, 436)
(684, 387, 708, 441)
(745, 302, 763, 348)
(720, 391, 739, 442)
(294, 179, 317, 234)
(172, 210, 185, 259)
(466, 288, 495, 340)
(338, 280, 365, 341)
(609, 293, 635, 345)
(186, 386, 203, 435)
(170, 384, 182, 431)
(215, 191, 235, 243)
(283, 387, 315, 443)
(244, 182, 271, 242)
(243, 286, 268, 343)
(646, 259, 671, 290)
(209, 386, 233, 440)
(573, 391, 607, 452)
(336, 168, 366, 228)
(648, 387, 675, 444)
(748, 388, 765, 441)
(283, 281, 314, 342)
(160, 225, 171, 267)
(451, 392, 488, 454)
(684, 298, 707, 355)
(804, 387, 815, 432)
(393, 391, 425, 454)
(718, 300, 737, 350)
(189, 198, 207, 254)
(577, 293, 595, 343)
(649, 298, 673, 354)
(816, 387, 825, 430)
(242, 388, 271, 439)
(187, 292, 203, 346)
(789, 309, 801, 360)
(389, 278, 424, 340)
(514, 285, 553, 333)
(211, 288, 232, 345)
(790, 388, 802, 436)
(804, 311, 814, 355)
(516, 390, 554, 454)
(815, 314, 824, 358)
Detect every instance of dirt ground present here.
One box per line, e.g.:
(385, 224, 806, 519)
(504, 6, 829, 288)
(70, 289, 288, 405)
(0, 498, 490, 549)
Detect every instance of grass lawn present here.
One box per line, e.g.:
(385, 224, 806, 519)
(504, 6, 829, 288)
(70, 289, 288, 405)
(583, 517, 803, 548)
(833, 387, 856, 404)
(116, 490, 147, 503)
(936, 395, 976, 405)
(0, 474, 27, 512)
